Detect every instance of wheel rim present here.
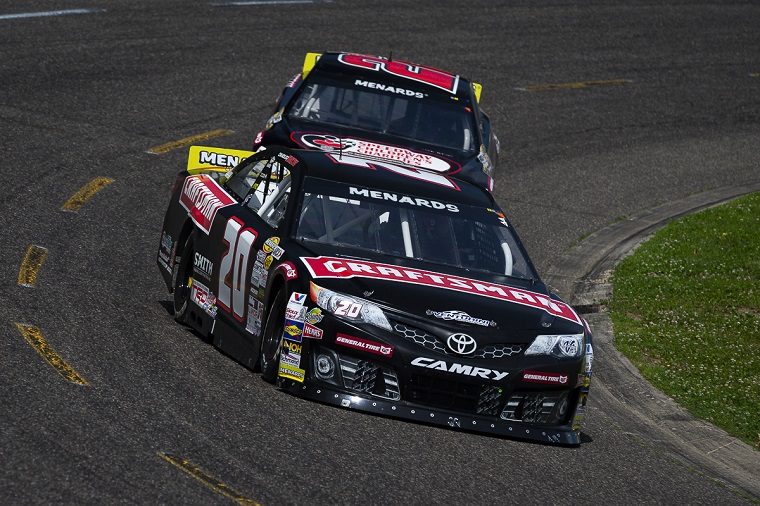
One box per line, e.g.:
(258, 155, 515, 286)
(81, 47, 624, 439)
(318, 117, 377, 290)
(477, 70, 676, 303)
(261, 318, 283, 372)
(173, 252, 193, 314)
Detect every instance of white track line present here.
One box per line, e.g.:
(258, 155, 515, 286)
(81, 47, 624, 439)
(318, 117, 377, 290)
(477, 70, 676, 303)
(0, 9, 104, 20)
(213, 0, 315, 5)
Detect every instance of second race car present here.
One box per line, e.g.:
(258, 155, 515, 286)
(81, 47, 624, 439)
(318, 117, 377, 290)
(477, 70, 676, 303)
(252, 52, 501, 192)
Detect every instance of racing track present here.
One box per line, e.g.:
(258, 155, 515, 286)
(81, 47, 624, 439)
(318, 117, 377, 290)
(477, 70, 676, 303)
(1, 1, 759, 503)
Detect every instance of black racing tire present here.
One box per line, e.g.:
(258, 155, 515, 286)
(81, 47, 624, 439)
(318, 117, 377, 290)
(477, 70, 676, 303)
(172, 235, 195, 324)
(259, 290, 286, 383)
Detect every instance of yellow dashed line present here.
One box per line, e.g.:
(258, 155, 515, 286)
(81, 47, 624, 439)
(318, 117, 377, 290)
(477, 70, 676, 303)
(147, 129, 234, 155)
(14, 323, 89, 386)
(158, 453, 261, 505)
(750, 72, 759, 78)
(517, 79, 632, 92)
(61, 177, 114, 212)
(17, 245, 48, 287)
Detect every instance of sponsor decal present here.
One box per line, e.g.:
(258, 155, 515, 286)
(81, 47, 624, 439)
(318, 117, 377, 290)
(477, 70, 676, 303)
(281, 350, 301, 368)
(522, 370, 570, 385)
(263, 237, 280, 254)
(585, 343, 594, 373)
(245, 297, 263, 335)
(272, 245, 285, 260)
(199, 151, 239, 168)
(276, 261, 298, 280)
(253, 130, 264, 146)
(264, 255, 274, 270)
(286, 73, 301, 88)
(487, 208, 509, 228)
(335, 334, 393, 357)
(259, 269, 269, 289)
(294, 133, 460, 190)
(354, 79, 425, 99)
(284, 292, 306, 320)
(349, 187, 458, 212)
(179, 175, 236, 234)
(301, 256, 582, 324)
(276, 151, 299, 167)
(426, 309, 495, 327)
(266, 110, 282, 129)
(338, 53, 460, 94)
(303, 323, 323, 339)
(256, 250, 267, 263)
(559, 336, 579, 357)
(190, 279, 217, 318)
(297, 134, 454, 174)
(411, 357, 508, 381)
(284, 323, 303, 337)
(304, 308, 323, 325)
(193, 252, 213, 279)
(251, 261, 263, 287)
(283, 340, 302, 354)
(278, 363, 305, 382)
(158, 231, 174, 272)
(186, 146, 254, 172)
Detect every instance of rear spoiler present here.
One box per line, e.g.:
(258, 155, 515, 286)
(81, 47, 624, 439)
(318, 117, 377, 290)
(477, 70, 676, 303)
(186, 146, 255, 175)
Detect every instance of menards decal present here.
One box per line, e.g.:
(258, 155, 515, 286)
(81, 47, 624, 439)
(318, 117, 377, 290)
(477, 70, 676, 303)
(300, 256, 581, 325)
(179, 175, 235, 234)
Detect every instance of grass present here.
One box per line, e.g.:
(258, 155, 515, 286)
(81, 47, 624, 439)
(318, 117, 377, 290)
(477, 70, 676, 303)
(609, 192, 760, 449)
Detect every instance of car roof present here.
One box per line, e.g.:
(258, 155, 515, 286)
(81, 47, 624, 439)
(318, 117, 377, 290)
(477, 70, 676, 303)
(305, 52, 480, 103)
(287, 147, 493, 208)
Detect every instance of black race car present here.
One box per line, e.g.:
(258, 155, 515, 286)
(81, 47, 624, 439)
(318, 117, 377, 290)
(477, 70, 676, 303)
(157, 144, 593, 445)
(252, 52, 500, 192)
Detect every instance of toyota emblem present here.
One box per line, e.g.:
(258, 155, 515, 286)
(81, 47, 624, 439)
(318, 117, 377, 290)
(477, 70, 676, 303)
(446, 333, 477, 355)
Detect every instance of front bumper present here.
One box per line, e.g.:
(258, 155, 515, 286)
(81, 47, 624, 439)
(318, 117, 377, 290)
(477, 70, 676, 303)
(278, 377, 582, 445)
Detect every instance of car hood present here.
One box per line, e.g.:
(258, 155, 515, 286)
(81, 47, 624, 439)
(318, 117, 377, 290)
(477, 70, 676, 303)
(298, 247, 583, 343)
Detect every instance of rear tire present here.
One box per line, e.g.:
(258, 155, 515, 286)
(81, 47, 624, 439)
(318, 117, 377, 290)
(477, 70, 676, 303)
(172, 236, 194, 324)
(260, 290, 286, 383)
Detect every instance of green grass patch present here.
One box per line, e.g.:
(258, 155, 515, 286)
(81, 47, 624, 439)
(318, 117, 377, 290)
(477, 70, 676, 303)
(609, 192, 760, 449)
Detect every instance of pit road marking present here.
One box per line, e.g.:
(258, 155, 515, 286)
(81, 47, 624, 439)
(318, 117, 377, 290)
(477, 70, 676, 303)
(62, 177, 114, 212)
(0, 9, 104, 20)
(147, 129, 233, 155)
(516, 79, 632, 92)
(15, 324, 89, 386)
(158, 453, 261, 505)
(17, 245, 48, 287)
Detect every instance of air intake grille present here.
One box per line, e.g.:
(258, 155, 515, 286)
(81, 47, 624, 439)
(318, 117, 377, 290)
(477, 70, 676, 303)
(338, 355, 400, 401)
(406, 374, 504, 416)
(392, 322, 522, 358)
(500, 391, 569, 424)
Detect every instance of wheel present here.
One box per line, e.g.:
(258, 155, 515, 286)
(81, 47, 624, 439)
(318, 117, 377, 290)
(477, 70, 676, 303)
(172, 235, 194, 324)
(259, 290, 286, 383)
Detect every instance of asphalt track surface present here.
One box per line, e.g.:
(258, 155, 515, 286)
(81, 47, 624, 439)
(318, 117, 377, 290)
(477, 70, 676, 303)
(1, 1, 758, 504)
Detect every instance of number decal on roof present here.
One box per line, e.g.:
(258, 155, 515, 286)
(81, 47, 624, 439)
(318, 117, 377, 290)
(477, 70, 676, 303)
(338, 53, 460, 95)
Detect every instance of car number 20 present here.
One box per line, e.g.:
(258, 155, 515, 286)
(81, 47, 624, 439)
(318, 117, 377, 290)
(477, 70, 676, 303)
(218, 217, 257, 320)
(334, 300, 362, 317)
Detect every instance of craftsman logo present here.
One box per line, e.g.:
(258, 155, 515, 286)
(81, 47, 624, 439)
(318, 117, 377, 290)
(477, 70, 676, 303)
(522, 371, 569, 385)
(411, 357, 508, 381)
(338, 53, 460, 94)
(335, 334, 393, 357)
(179, 175, 235, 234)
(354, 79, 425, 99)
(301, 256, 582, 324)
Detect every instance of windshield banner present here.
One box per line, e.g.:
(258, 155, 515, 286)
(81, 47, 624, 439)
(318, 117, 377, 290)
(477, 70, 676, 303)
(300, 256, 581, 325)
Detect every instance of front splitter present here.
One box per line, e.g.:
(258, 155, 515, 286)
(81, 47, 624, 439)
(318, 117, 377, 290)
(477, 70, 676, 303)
(278, 378, 581, 446)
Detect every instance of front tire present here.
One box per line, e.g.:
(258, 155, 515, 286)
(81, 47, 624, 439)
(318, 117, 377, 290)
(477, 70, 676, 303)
(259, 290, 286, 383)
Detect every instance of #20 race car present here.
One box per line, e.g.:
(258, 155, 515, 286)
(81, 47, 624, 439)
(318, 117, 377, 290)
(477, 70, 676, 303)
(157, 144, 594, 445)
(252, 52, 500, 192)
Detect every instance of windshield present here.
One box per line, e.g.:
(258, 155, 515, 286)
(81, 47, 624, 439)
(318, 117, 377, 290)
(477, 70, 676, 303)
(287, 78, 477, 153)
(296, 179, 536, 280)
